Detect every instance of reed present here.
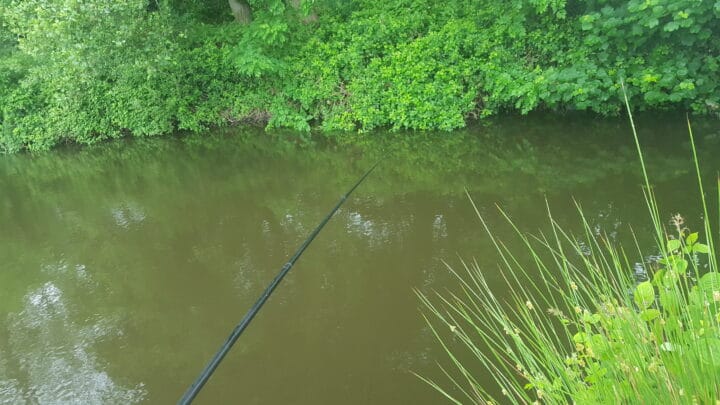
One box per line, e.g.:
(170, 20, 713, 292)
(418, 96, 720, 404)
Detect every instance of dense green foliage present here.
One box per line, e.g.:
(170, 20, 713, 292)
(419, 104, 720, 403)
(1, 0, 719, 152)
(422, 214, 720, 403)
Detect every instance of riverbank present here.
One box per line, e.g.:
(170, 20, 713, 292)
(1, 0, 718, 153)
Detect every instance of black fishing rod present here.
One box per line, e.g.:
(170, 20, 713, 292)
(179, 161, 380, 404)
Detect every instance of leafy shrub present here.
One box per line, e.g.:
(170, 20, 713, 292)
(0, 0, 718, 152)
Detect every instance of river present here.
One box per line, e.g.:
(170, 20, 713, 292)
(1, 113, 718, 403)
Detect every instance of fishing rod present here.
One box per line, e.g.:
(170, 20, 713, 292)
(179, 161, 381, 404)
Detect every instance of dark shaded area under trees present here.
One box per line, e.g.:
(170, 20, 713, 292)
(0, 0, 718, 152)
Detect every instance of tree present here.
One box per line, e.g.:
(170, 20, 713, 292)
(229, 0, 252, 24)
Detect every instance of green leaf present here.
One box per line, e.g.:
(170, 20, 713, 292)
(699, 272, 720, 294)
(659, 289, 681, 313)
(584, 363, 608, 384)
(665, 315, 681, 333)
(582, 312, 602, 324)
(662, 269, 679, 288)
(698, 338, 720, 364)
(640, 308, 661, 322)
(686, 232, 699, 245)
(652, 269, 666, 286)
(588, 334, 609, 357)
(667, 239, 681, 252)
(693, 243, 709, 254)
(672, 259, 688, 274)
(634, 281, 655, 310)
(664, 21, 680, 32)
(689, 286, 703, 305)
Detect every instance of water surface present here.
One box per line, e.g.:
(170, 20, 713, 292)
(1, 114, 719, 403)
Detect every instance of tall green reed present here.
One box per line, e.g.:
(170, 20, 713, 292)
(419, 93, 720, 404)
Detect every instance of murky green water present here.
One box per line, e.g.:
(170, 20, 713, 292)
(1, 114, 719, 404)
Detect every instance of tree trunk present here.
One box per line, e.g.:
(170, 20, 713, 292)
(288, 0, 317, 23)
(228, 0, 252, 24)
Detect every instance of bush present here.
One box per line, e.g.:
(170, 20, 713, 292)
(1, 0, 718, 152)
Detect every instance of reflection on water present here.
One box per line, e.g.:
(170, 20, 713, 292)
(432, 214, 448, 240)
(1, 265, 146, 403)
(0, 114, 718, 403)
(110, 202, 147, 229)
(345, 210, 391, 247)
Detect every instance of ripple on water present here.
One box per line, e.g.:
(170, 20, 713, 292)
(0, 281, 146, 404)
(110, 202, 147, 229)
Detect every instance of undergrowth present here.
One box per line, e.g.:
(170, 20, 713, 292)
(1, 0, 719, 152)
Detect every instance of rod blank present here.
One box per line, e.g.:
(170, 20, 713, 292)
(178, 161, 380, 404)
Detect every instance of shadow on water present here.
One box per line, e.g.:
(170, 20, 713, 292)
(0, 113, 718, 403)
